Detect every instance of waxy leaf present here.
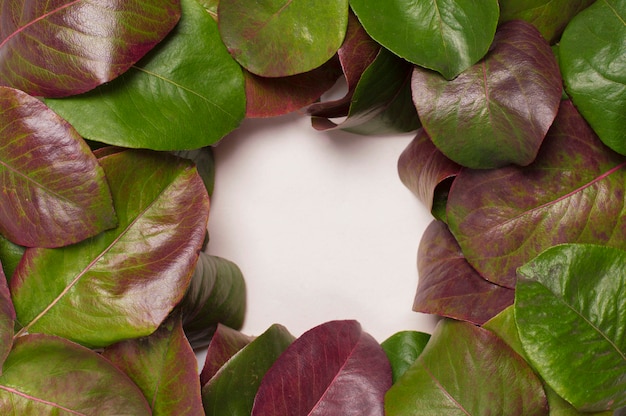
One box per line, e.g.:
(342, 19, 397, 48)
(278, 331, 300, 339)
(447, 100, 626, 288)
(350, 0, 499, 79)
(252, 320, 392, 416)
(0, 86, 116, 248)
(412, 20, 562, 169)
(202, 324, 295, 416)
(0, 265, 14, 372)
(385, 319, 548, 415)
(0, 234, 24, 284)
(516, 244, 626, 412)
(103, 313, 203, 415)
(415, 220, 515, 325)
(218, 0, 349, 77)
(45, 0, 245, 151)
(560, 0, 626, 155)
(0, 334, 151, 415)
(11, 150, 210, 347)
(200, 324, 253, 386)
(381, 331, 430, 383)
(0, 0, 180, 97)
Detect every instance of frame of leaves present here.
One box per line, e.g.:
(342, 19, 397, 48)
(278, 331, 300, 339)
(0, 0, 624, 414)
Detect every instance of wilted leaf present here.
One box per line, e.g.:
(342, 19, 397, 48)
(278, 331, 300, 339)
(45, 0, 245, 151)
(516, 244, 626, 412)
(0, 334, 151, 415)
(0, 86, 116, 248)
(0, 265, 14, 372)
(103, 313, 203, 416)
(11, 150, 210, 347)
(350, 0, 499, 79)
(218, 0, 349, 77)
(412, 20, 562, 169)
(381, 331, 430, 383)
(252, 320, 391, 416)
(200, 324, 253, 386)
(0, 0, 180, 97)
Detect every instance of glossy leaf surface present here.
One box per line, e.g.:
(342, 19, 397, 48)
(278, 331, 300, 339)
(516, 244, 626, 412)
(252, 320, 391, 416)
(0, 235, 23, 284)
(0, 334, 150, 415)
(560, 0, 626, 155)
(350, 0, 499, 79)
(0, 266, 14, 372)
(103, 313, 203, 415)
(11, 150, 210, 347)
(385, 319, 548, 415)
(0, 86, 116, 248)
(173, 146, 216, 196)
(415, 220, 514, 324)
(200, 324, 253, 386)
(412, 20, 562, 169)
(0, 0, 180, 97)
(381, 331, 430, 383)
(44, 0, 245, 151)
(447, 100, 626, 288)
(202, 324, 295, 416)
(218, 0, 349, 77)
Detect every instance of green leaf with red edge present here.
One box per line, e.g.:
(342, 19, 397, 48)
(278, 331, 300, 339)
(200, 324, 253, 386)
(0, 0, 180, 98)
(385, 319, 548, 416)
(251, 320, 391, 416)
(381, 331, 430, 384)
(218, 0, 349, 77)
(415, 220, 515, 325)
(103, 312, 203, 416)
(0, 86, 116, 248)
(202, 324, 295, 416)
(447, 100, 626, 289)
(10, 150, 209, 348)
(412, 20, 562, 169)
(0, 334, 151, 415)
(0, 264, 14, 373)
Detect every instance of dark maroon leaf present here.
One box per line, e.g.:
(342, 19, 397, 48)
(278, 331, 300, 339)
(0, 0, 180, 97)
(200, 324, 253, 386)
(251, 320, 391, 416)
(415, 220, 514, 325)
(0, 264, 14, 373)
(412, 20, 562, 168)
(0, 86, 116, 248)
(447, 100, 626, 288)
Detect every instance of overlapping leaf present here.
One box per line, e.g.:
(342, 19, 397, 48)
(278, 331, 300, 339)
(412, 20, 562, 169)
(44, 0, 245, 151)
(447, 100, 626, 288)
(0, 235, 24, 284)
(252, 320, 391, 416)
(381, 331, 430, 383)
(0, 265, 14, 372)
(0, 0, 180, 97)
(10, 150, 210, 347)
(200, 324, 253, 386)
(0, 86, 116, 248)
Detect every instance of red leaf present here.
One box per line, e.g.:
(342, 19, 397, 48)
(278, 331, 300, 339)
(200, 324, 253, 386)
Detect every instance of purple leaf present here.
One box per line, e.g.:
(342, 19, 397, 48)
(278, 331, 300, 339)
(0, 0, 180, 97)
(415, 220, 514, 325)
(251, 320, 391, 416)
(0, 86, 116, 248)
(447, 100, 626, 288)
(200, 324, 253, 386)
(412, 20, 562, 168)
(0, 264, 14, 373)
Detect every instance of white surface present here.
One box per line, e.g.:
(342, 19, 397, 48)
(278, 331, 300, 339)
(205, 111, 438, 343)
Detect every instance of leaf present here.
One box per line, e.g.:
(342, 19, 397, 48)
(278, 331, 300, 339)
(179, 252, 247, 349)
(412, 20, 562, 169)
(385, 319, 548, 416)
(516, 243, 626, 412)
(381, 331, 430, 384)
(0, 334, 151, 415)
(0, 234, 24, 284)
(252, 320, 392, 416)
(0, 0, 180, 97)
(200, 323, 253, 386)
(44, 0, 245, 151)
(0, 265, 14, 373)
(103, 312, 203, 416)
(218, 0, 349, 77)
(559, 0, 626, 155)
(173, 146, 216, 196)
(10, 150, 210, 347)
(350, 0, 499, 79)
(0, 86, 116, 248)
(202, 324, 295, 416)
(447, 100, 626, 288)
(415, 220, 515, 324)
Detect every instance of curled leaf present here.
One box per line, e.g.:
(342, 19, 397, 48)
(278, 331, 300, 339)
(381, 331, 430, 383)
(200, 324, 253, 386)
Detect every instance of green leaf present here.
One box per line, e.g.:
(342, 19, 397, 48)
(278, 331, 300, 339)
(10, 150, 210, 348)
(173, 146, 216, 196)
(559, 0, 626, 155)
(516, 243, 626, 412)
(44, 0, 245, 151)
(350, 0, 499, 79)
(218, 0, 349, 77)
(0, 234, 24, 285)
(381, 331, 430, 383)
(199, 324, 253, 386)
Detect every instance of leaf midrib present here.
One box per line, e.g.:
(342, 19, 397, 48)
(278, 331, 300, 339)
(0, 384, 86, 415)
